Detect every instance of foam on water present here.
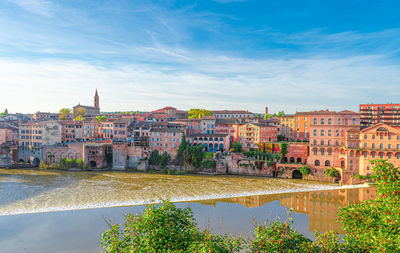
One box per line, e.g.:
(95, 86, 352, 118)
(0, 169, 367, 216)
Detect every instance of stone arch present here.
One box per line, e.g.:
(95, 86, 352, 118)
(89, 161, 97, 168)
(314, 160, 320, 166)
(296, 157, 302, 163)
(289, 157, 295, 163)
(292, 170, 302, 179)
(68, 152, 74, 159)
(282, 157, 288, 163)
(325, 160, 330, 167)
(18, 158, 25, 163)
(32, 157, 40, 167)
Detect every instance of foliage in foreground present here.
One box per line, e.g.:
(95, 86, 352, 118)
(101, 160, 400, 253)
(101, 200, 244, 253)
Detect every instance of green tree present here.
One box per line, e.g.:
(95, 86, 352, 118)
(96, 115, 107, 122)
(59, 108, 71, 120)
(300, 166, 310, 175)
(101, 200, 244, 253)
(159, 152, 171, 169)
(148, 150, 161, 166)
(231, 142, 242, 153)
(74, 107, 86, 120)
(324, 168, 339, 178)
(187, 109, 213, 119)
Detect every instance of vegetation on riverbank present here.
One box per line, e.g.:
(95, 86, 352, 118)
(101, 159, 399, 252)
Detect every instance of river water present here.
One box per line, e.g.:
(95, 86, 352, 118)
(0, 169, 375, 253)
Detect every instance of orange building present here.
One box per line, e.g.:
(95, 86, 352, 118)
(280, 112, 311, 141)
(238, 123, 277, 149)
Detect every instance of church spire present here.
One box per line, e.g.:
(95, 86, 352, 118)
(94, 89, 99, 108)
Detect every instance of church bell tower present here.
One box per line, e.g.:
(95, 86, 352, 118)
(94, 89, 99, 108)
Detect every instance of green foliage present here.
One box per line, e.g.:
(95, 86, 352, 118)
(59, 108, 71, 120)
(148, 150, 161, 166)
(204, 152, 213, 159)
(264, 110, 285, 119)
(250, 212, 311, 252)
(337, 160, 400, 252)
(160, 152, 171, 169)
(58, 157, 87, 170)
(39, 161, 49, 169)
(200, 159, 216, 169)
(277, 134, 285, 141)
(279, 143, 288, 162)
(231, 142, 242, 153)
(0, 108, 9, 116)
(324, 168, 339, 178)
(96, 115, 107, 122)
(175, 135, 204, 168)
(300, 166, 311, 175)
(101, 200, 244, 253)
(187, 109, 213, 119)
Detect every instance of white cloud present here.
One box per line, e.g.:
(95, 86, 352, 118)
(0, 53, 399, 114)
(8, 0, 54, 17)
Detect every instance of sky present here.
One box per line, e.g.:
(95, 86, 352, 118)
(0, 0, 400, 114)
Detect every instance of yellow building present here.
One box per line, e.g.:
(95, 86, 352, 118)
(238, 123, 277, 149)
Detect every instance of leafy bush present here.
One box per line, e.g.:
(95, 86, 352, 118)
(250, 213, 311, 252)
(201, 159, 217, 169)
(148, 150, 161, 166)
(231, 142, 242, 153)
(39, 161, 48, 169)
(324, 168, 339, 178)
(101, 200, 244, 252)
(300, 166, 311, 175)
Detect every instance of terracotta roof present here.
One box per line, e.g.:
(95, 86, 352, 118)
(212, 110, 253, 114)
(187, 133, 229, 138)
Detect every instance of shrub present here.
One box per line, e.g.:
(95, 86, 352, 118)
(39, 161, 48, 169)
(201, 159, 217, 169)
(101, 200, 244, 252)
(231, 142, 242, 153)
(250, 213, 311, 252)
(299, 166, 311, 175)
(324, 168, 339, 178)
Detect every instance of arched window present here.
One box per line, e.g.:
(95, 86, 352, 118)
(325, 160, 330, 167)
(321, 130, 324, 136)
(380, 153, 383, 158)
(321, 148, 325, 155)
(350, 151, 353, 157)
(372, 152, 376, 158)
(315, 160, 320, 166)
(328, 130, 331, 136)
(313, 149, 317, 155)
(328, 149, 332, 155)
(364, 152, 367, 158)
(388, 153, 392, 159)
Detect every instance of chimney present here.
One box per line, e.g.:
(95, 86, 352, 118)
(265, 106, 268, 115)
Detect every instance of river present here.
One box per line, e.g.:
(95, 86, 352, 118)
(0, 169, 375, 253)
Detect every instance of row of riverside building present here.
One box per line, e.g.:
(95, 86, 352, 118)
(0, 89, 399, 184)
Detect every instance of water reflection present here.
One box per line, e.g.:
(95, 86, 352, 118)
(195, 187, 376, 234)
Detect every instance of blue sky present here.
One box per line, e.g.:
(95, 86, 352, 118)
(1, 0, 399, 113)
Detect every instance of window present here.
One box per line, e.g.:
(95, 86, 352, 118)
(313, 130, 317, 136)
(328, 149, 332, 155)
(389, 144, 392, 149)
(321, 118, 324, 125)
(388, 153, 392, 159)
(364, 143, 367, 149)
(338, 118, 341, 125)
(380, 135, 383, 140)
(328, 118, 331, 125)
(380, 144, 383, 150)
(364, 135, 367, 139)
(321, 148, 325, 155)
(328, 130, 331, 136)
(380, 153, 383, 158)
(389, 135, 392, 140)
(321, 140, 324, 146)
(325, 160, 330, 166)
(350, 151, 353, 157)
(372, 143, 375, 149)
(313, 140, 317, 145)
(321, 130, 324, 136)
(314, 149, 317, 155)
(315, 160, 320, 166)
(336, 130, 339, 137)
(364, 152, 367, 158)
(372, 135, 375, 140)
(313, 118, 317, 124)
(353, 118, 356, 125)
(372, 153, 376, 158)
(397, 154, 400, 159)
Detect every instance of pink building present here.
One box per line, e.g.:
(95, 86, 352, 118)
(101, 118, 117, 139)
(149, 128, 184, 157)
(0, 124, 18, 145)
(307, 110, 360, 178)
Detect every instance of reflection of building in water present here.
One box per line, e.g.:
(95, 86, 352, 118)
(194, 188, 376, 234)
(279, 188, 376, 233)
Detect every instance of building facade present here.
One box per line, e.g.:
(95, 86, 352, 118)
(359, 103, 400, 129)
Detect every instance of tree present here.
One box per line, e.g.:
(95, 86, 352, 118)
(101, 200, 244, 253)
(324, 168, 339, 178)
(96, 115, 107, 122)
(74, 107, 86, 120)
(148, 150, 161, 166)
(300, 166, 311, 175)
(159, 152, 171, 169)
(277, 134, 285, 141)
(187, 109, 213, 119)
(231, 142, 242, 153)
(4, 108, 8, 115)
(264, 110, 285, 119)
(336, 160, 400, 252)
(59, 108, 71, 120)
(279, 143, 288, 162)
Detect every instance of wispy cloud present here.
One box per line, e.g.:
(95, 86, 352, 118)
(7, 0, 54, 17)
(1, 53, 399, 114)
